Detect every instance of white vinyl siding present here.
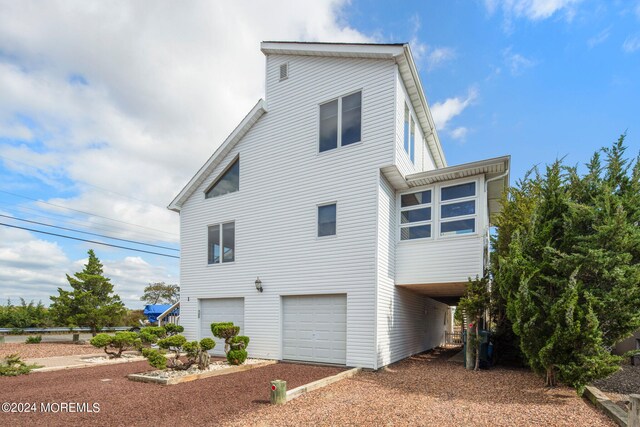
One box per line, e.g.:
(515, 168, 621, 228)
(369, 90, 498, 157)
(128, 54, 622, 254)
(179, 54, 396, 369)
(199, 298, 244, 356)
(282, 294, 347, 364)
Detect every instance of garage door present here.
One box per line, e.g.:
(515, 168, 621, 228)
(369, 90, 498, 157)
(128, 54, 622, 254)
(200, 298, 244, 356)
(282, 294, 347, 365)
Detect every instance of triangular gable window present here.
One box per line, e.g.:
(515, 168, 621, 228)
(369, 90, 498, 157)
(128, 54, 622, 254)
(205, 158, 239, 199)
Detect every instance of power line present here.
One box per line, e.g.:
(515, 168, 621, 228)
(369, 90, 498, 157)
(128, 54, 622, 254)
(2, 204, 176, 243)
(0, 213, 179, 252)
(0, 154, 169, 209)
(0, 189, 178, 237)
(0, 222, 180, 259)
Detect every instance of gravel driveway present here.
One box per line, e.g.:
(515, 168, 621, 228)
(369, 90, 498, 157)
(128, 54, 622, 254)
(0, 343, 99, 359)
(229, 348, 615, 427)
(0, 359, 343, 426)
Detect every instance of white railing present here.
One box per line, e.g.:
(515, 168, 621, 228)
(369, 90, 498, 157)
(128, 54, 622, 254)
(157, 301, 180, 327)
(445, 331, 463, 346)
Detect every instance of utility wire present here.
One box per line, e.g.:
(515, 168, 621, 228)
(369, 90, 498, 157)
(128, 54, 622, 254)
(2, 204, 176, 243)
(0, 189, 178, 237)
(0, 222, 180, 259)
(0, 213, 179, 252)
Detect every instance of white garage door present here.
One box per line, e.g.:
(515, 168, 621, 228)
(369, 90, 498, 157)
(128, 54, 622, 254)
(200, 298, 244, 356)
(282, 294, 347, 365)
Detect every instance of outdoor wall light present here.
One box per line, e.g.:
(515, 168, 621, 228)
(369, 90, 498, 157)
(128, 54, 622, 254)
(255, 277, 263, 293)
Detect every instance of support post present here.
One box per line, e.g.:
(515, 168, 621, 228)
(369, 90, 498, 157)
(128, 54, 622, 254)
(630, 394, 640, 427)
(270, 380, 287, 405)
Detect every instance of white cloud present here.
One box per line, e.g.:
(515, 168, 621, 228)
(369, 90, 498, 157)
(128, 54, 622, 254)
(431, 87, 478, 130)
(426, 47, 457, 71)
(503, 47, 537, 75)
(485, 0, 582, 31)
(623, 35, 640, 53)
(450, 127, 469, 140)
(408, 14, 456, 71)
(587, 27, 611, 48)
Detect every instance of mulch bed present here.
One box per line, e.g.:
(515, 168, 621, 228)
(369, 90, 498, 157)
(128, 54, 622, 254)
(0, 360, 344, 426)
(0, 342, 99, 359)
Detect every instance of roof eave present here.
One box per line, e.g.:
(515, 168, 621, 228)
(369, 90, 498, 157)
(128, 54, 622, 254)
(167, 99, 267, 212)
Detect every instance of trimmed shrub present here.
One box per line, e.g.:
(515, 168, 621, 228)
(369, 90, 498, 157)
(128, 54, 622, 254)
(138, 326, 166, 347)
(211, 322, 240, 354)
(25, 335, 42, 344)
(0, 354, 41, 376)
(90, 331, 138, 358)
(227, 335, 249, 365)
(162, 323, 184, 336)
(145, 334, 215, 370)
(142, 348, 167, 370)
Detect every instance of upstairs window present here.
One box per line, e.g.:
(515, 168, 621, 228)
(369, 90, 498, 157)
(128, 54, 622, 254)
(205, 158, 239, 199)
(403, 103, 415, 163)
(400, 189, 432, 240)
(440, 182, 476, 236)
(319, 91, 362, 153)
(318, 203, 337, 237)
(208, 222, 235, 264)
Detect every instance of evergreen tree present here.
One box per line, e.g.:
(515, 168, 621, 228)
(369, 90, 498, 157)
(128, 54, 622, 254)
(457, 275, 491, 371)
(50, 250, 126, 335)
(492, 135, 640, 392)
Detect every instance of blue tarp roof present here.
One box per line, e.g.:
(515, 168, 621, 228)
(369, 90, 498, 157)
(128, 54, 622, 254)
(143, 304, 179, 323)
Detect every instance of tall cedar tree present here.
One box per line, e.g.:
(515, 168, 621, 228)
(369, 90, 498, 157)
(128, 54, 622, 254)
(50, 250, 126, 334)
(457, 275, 491, 371)
(492, 135, 640, 393)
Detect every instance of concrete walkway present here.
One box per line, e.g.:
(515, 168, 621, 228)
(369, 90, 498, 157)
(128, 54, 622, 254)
(26, 352, 145, 372)
(447, 348, 465, 363)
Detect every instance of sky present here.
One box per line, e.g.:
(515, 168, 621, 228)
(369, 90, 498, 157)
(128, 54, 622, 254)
(0, 0, 638, 308)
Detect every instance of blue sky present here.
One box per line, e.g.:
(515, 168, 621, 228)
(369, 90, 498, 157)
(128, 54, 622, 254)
(0, 0, 638, 307)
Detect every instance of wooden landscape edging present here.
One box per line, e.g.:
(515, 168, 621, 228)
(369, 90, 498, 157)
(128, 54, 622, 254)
(127, 360, 276, 385)
(285, 367, 361, 402)
(584, 385, 628, 427)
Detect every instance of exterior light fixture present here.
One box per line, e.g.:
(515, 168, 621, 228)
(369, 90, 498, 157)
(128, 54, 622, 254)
(255, 277, 263, 293)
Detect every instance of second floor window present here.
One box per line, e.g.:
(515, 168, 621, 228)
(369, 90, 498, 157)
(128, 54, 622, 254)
(403, 103, 415, 163)
(400, 189, 432, 240)
(205, 158, 239, 199)
(208, 222, 235, 264)
(319, 91, 362, 153)
(318, 203, 337, 237)
(440, 182, 476, 236)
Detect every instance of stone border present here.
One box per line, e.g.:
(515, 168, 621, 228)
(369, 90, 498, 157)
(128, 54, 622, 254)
(584, 385, 628, 427)
(128, 360, 277, 385)
(286, 367, 361, 402)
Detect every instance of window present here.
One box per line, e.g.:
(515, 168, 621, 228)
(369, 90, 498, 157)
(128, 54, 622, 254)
(400, 189, 432, 240)
(318, 203, 336, 237)
(319, 91, 361, 152)
(208, 222, 235, 264)
(205, 158, 239, 199)
(403, 103, 415, 163)
(440, 182, 476, 236)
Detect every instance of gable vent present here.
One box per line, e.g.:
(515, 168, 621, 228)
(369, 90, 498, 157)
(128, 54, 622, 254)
(279, 63, 288, 80)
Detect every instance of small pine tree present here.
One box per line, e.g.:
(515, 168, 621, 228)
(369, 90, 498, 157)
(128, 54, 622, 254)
(457, 275, 491, 371)
(50, 250, 126, 335)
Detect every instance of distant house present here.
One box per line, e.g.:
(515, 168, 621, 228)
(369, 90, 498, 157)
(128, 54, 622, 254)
(168, 42, 509, 369)
(615, 330, 640, 358)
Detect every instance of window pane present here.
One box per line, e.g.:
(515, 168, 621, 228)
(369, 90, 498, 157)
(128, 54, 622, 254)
(208, 225, 220, 264)
(403, 104, 410, 154)
(410, 117, 415, 163)
(341, 92, 361, 146)
(319, 100, 338, 152)
(441, 219, 475, 236)
(401, 207, 431, 224)
(318, 204, 336, 237)
(222, 222, 235, 262)
(400, 224, 431, 240)
(205, 158, 240, 199)
(441, 200, 475, 218)
(441, 182, 476, 201)
(401, 190, 431, 207)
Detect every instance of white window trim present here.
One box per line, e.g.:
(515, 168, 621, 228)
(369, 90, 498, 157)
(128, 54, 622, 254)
(399, 187, 434, 241)
(316, 201, 338, 239)
(203, 155, 240, 200)
(207, 220, 236, 266)
(317, 89, 363, 155)
(403, 102, 417, 165)
(397, 177, 481, 243)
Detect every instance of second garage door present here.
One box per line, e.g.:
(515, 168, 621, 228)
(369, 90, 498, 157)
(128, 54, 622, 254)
(200, 298, 244, 356)
(282, 294, 347, 365)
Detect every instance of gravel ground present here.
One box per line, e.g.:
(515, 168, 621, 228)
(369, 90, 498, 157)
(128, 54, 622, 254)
(228, 348, 615, 427)
(0, 360, 343, 426)
(592, 363, 640, 395)
(0, 343, 99, 359)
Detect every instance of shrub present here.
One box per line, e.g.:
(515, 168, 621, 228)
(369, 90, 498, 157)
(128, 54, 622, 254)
(0, 354, 41, 376)
(162, 323, 184, 336)
(211, 322, 240, 354)
(90, 331, 138, 358)
(138, 326, 166, 347)
(145, 334, 215, 370)
(25, 335, 42, 344)
(227, 335, 249, 365)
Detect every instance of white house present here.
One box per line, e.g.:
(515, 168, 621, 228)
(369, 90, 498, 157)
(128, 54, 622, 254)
(168, 41, 509, 369)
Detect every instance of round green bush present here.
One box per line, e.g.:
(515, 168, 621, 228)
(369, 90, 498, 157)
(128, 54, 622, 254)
(163, 324, 184, 335)
(200, 338, 215, 351)
(227, 349, 248, 365)
(89, 333, 113, 348)
(142, 348, 167, 370)
(157, 334, 186, 350)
